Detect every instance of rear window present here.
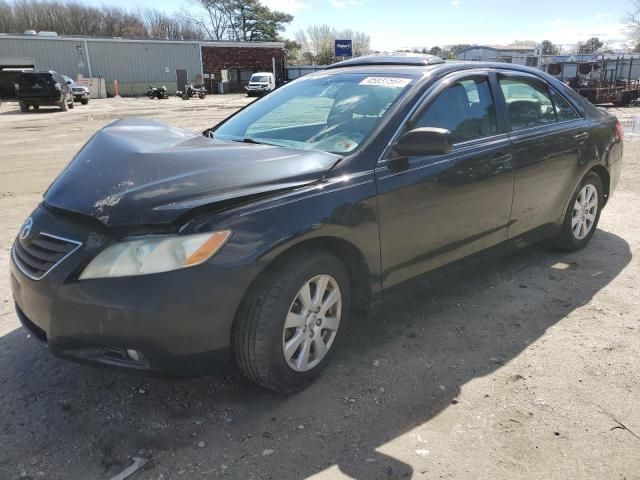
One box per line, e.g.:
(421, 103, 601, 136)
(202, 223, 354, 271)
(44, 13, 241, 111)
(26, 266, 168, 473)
(251, 76, 270, 83)
(19, 73, 55, 86)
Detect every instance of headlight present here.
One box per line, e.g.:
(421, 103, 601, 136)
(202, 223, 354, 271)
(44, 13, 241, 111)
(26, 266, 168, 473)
(79, 230, 231, 280)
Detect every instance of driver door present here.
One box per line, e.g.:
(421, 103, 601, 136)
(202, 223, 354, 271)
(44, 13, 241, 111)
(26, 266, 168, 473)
(375, 72, 515, 287)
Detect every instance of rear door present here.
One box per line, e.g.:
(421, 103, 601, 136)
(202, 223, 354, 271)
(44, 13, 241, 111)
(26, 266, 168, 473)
(497, 72, 586, 238)
(19, 73, 56, 98)
(375, 71, 515, 287)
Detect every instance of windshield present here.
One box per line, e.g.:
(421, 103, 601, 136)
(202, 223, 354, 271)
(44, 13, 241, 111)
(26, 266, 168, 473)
(214, 73, 416, 154)
(250, 75, 270, 83)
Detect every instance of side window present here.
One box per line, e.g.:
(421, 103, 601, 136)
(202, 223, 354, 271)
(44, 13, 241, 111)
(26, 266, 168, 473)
(550, 88, 580, 122)
(414, 76, 497, 144)
(499, 77, 556, 131)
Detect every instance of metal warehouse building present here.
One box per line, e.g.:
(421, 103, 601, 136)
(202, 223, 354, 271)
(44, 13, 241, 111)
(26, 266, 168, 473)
(456, 45, 537, 66)
(0, 34, 285, 96)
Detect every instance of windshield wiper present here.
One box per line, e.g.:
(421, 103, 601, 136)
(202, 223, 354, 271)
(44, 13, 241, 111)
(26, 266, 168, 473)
(242, 137, 264, 144)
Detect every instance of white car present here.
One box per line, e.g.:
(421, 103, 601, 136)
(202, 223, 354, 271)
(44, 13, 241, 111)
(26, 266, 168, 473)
(245, 72, 275, 96)
(63, 76, 90, 105)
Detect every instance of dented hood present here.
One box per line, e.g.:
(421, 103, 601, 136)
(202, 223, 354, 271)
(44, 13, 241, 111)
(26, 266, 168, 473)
(44, 118, 339, 227)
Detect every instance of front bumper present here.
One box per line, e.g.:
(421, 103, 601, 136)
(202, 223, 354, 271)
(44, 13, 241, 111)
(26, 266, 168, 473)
(245, 86, 269, 93)
(9, 205, 251, 376)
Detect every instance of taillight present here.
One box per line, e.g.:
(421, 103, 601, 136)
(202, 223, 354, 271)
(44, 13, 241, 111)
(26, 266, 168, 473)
(615, 121, 624, 142)
(54, 82, 61, 90)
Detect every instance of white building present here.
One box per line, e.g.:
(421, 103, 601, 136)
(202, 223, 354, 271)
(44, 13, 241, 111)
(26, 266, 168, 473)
(456, 45, 537, 66)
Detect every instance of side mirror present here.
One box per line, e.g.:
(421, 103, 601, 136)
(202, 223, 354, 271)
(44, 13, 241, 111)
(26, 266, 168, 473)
(394, 127, 453, 157)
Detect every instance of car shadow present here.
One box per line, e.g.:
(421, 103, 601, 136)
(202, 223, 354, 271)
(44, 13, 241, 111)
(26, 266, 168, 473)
(0, 230, 632, 479)
(0, 108, 65, 116)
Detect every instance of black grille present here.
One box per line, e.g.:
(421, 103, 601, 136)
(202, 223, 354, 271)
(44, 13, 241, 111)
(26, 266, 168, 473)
(13, 233, 81, 280)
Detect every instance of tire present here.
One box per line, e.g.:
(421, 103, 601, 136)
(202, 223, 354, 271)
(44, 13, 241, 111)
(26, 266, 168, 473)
(233, 248, 351, 393)
(32, 105, 39, 111)
(81, 98, 89, 105)
(19, 101, 28, 112)
(551, 171, 604, 251)
(199, 92, 206, 99)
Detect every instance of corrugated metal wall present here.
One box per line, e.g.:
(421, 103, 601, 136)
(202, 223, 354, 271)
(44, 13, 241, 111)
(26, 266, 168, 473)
(0, 36, 202, 84)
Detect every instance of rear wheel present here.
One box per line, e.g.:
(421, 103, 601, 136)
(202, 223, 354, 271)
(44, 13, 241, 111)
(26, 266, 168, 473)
(233, 249, 350, 393)
(551, 171, 603, 250)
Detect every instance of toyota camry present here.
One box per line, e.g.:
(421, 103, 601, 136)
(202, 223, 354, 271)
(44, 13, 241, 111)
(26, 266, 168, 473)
(10, 54, 624, 392)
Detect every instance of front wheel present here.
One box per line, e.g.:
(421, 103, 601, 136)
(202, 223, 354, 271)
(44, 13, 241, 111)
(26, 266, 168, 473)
(551, 171, 604, 250)
(233, 249, 351, 393)
(198, 92, 206, 99)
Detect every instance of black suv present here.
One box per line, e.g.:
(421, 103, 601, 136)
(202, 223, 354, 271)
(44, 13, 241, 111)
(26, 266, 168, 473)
(15, 70, 74, 112)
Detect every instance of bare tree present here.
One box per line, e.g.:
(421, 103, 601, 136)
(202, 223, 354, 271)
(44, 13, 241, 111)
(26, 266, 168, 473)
(294, 24, 371, 65)
(624, 1, 640, 40)
(0, 0, 203, 39)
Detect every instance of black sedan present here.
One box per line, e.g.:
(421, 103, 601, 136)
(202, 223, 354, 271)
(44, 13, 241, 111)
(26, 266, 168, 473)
(10, 54, 624, 392)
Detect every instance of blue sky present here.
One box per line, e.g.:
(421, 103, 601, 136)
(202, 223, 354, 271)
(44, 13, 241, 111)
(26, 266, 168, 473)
(90, 0, 632, 50)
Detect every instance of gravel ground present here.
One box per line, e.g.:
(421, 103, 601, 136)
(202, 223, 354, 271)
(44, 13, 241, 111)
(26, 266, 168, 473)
(0, 97, 638, 480)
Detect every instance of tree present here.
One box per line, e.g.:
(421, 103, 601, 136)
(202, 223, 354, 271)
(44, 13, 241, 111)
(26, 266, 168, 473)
(624, 1, 640, 41)
(294, 24, 371, 65)
(447, 44, 472, 58)
(283, 38, 302, 64)
(540, 39, 560, 55)
(189, 0, 292, 41)
(0, 0, 202, 39)
(429, 46, 443, 57)
(577, 37, 603, 54)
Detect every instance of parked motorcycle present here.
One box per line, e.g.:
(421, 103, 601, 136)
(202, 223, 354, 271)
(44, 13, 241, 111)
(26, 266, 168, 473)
(177, 83, 207, 100)
(147, 85, 168, 99)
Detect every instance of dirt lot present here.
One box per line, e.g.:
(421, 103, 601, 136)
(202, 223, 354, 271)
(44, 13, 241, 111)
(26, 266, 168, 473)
(0, 97, 638, 480)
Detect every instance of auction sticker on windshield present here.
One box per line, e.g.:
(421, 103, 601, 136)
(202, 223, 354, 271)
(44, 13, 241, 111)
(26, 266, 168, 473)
(359, 77, 412, 88)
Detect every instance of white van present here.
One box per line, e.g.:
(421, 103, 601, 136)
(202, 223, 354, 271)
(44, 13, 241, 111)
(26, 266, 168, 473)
(245, 72, 276, 96)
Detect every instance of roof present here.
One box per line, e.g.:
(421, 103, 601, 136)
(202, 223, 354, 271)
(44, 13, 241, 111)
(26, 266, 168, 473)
(325, 53, 445, 69)
(0, 33, 283, 48)
(457, 45, 536, 54)
(0, 56, 35, 69)
(312, 60, 553, 81)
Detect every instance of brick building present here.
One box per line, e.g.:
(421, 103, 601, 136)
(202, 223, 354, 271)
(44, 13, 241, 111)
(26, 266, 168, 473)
(201, 41, 286, 93)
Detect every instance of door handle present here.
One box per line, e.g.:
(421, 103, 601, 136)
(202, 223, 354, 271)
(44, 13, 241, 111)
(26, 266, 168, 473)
(491, 153, 513, 163)
(574, 132, 590, 141)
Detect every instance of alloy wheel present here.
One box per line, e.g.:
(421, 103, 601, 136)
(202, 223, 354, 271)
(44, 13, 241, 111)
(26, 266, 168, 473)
(282, 274, 342, 372)
(572, 184, 598, 240)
